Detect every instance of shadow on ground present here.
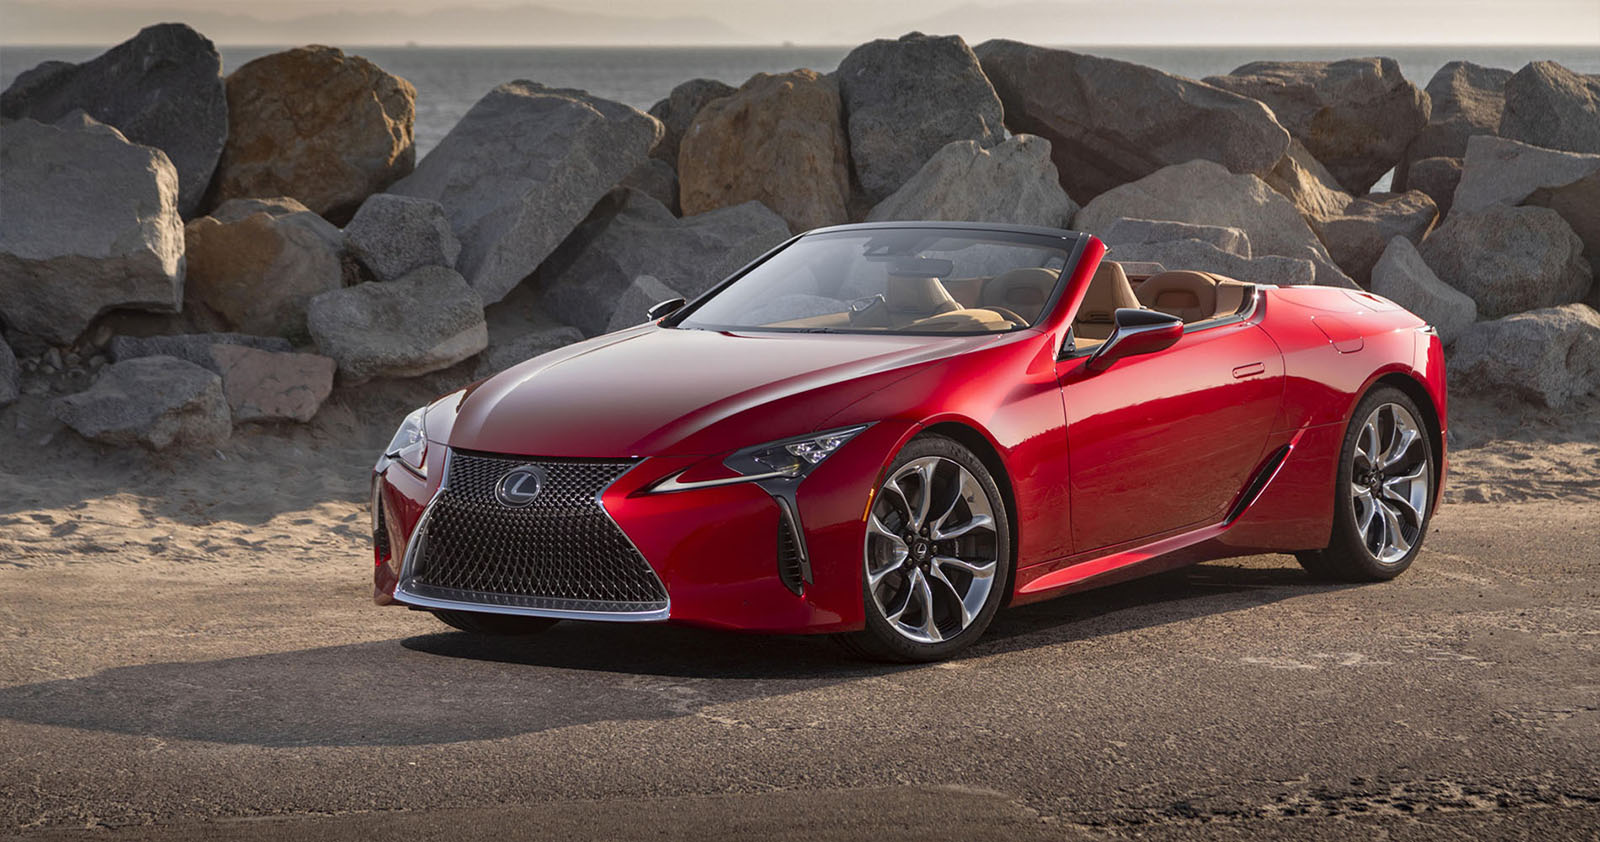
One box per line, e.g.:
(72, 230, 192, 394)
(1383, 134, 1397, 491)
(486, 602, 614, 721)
(0, 561, 1347, 748)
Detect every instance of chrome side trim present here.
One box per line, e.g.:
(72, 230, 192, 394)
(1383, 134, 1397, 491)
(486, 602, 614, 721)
(649, 466, 798, 493)
(391, 450, 672, 623)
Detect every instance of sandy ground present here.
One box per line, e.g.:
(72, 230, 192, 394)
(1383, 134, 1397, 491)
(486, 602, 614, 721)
(0, 376, 1596, 839)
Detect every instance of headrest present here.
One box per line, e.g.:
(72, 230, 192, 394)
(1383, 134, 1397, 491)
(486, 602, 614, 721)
(885, 275, 960, 316)
(1137, 271, 1220, 322)
(981, 267, 1058, 320)
(1077, 260, 1140, 324)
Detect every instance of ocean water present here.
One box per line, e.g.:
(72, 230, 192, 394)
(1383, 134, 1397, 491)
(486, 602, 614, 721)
(3, 43, 1597, 158)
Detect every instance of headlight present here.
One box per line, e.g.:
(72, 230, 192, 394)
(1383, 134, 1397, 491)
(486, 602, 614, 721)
(379, 406, 428, 476)
(650, 425, 869, 493)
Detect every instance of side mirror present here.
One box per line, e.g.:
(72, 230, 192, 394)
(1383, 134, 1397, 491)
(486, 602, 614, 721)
(646, 298, 686, 321)
(1085, 308, 1183, 372)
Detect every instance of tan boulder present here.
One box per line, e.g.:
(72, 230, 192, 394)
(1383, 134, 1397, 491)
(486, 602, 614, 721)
(1263, 139, 1352, 224)
(183, 198, 345, 338)
(207, 344, 335, 423)
(678, 69, 849, 233)
(211, 46, 416, 224)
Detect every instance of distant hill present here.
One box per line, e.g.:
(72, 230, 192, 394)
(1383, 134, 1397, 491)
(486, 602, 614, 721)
(0, 1, 748, 45)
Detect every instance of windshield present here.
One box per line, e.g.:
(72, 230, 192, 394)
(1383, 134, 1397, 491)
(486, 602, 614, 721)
(675, 229, 1076, 335)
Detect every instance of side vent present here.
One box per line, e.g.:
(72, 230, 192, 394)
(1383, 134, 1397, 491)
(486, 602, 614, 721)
(372, 485, 392, 563)
(775, 498, 807, 596)
(1226, 445, 1291, 524)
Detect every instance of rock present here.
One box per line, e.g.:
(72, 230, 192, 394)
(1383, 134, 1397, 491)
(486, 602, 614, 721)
(307, 265, 487, 381)
(0, 24, 227, 217)
(0, 114, 183, 345)
(866, 135, 1078, 228)
(1452, 135, 1600, 215)
(389, 81, 661, 305)
(678, 70, 849, 234)
(52, 356, 230, 450)
(1310, 191, 1438, 287)
(1449, 304, 1600, 408)
(1102, 218, 1252, 258)
(1103, 239, 1315, 286)
(604, 275, 686, 334)
(1525, 170, 1600, 277)
(1205, 57, 1430, 194)
(538, 190, 789, 335)
(183, 197, 345, 338)
(109, 332, 292, 372)
(837, 32, 1005, 203)
(1263, 139, 1352, 224)
(0, 338, 17, 407)
(207, 344, 335, 423)
(1419, 203, 1592, 318)
(343, 194, 460, 283)
(1370, 237, 1476, 344)
(975, 39, 1288, 202)
(1499, 61, 1600, 154)
(1073, 159, 1355, 287)
(620, 158, 680, 215)
(1396, 61, 1511, 190)
(1405, 156, 1464, 218)
(648, 78, 735, 165)
(475, 325, 586, 378)
(211, 46, 417, 224)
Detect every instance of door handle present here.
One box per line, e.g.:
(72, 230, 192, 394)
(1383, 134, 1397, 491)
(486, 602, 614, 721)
(1232, 362, 1266, 379)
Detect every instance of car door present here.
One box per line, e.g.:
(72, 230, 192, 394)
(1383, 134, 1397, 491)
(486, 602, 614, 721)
(1056, 319, 1285, 553)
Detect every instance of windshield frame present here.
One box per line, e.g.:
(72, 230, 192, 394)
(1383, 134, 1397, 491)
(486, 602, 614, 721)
(661, 222, 1092, 337)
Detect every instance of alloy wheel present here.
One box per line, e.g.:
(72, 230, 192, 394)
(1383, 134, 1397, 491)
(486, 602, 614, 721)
(1350, 402, 1430, 564)
(864, 456, 1000, 644)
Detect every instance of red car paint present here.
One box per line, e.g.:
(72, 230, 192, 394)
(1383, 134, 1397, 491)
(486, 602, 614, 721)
(372, 224, 1447, 633)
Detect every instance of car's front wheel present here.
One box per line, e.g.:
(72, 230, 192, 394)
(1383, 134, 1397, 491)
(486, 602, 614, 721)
(1297, 386, 1436, 581)
(432, 610, 559, 636)
(836, 434, 1011, 662)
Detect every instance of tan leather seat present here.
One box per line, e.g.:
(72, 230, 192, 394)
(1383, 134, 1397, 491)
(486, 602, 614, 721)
(980, 267, 1058, 323)
(1075, 260, 1140, 341)
(886, 275, 959, 318)
(1136, 270, 1250, 323)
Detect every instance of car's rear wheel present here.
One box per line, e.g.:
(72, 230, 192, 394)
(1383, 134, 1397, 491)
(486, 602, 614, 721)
(432, 610, 559, 636)
(1297, 386, 1435, 581)
(836, 435, 1011, 662)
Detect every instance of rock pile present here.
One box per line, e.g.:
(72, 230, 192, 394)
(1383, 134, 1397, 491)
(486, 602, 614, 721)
(3, 28, 1599, 448)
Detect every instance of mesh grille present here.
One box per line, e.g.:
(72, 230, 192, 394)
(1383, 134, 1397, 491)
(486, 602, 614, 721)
(409, 451, 667, 613)
(776, 508, 804, 595)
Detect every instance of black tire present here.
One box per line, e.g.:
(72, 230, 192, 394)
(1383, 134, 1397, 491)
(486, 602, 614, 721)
(432, 610, 559, 636)
(834, 434, 1012, 663)
(1297, 386, 1436, 582)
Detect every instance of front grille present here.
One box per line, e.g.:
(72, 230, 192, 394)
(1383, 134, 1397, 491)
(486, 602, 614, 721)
(407, 450, 667, 614)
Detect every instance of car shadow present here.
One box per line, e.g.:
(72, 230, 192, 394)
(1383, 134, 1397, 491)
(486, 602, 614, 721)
(0, 560, 1349, 749)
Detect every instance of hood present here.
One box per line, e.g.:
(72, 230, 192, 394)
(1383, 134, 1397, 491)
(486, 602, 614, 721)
(439, 325, 1002, 457)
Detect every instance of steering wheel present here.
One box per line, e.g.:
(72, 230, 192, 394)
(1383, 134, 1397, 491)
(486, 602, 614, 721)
(978, 305, 1027, 326)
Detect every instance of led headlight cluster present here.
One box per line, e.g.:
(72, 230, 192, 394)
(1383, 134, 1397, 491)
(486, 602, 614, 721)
(651, 425, 869, 493)
(379, 406, 429, 476)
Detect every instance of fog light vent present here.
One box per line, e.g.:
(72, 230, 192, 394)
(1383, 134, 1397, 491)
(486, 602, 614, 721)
(776, 498, 806, 596)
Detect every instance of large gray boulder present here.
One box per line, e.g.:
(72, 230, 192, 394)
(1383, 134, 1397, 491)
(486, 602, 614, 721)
(975, 39, 1288, 202)
(343, 193, 461, 283)
(1206, 57, 1430, 195)
(1525, 170, 1600, 279)
(475, 325, 586, 378)
(1405, 156, 1464, 218)
(307, 266, 488, 381)
(866, 135, 1078, 228)
(604, 275, 685, 334)
(837, 32, 1005, 203)
(1262, 139, 1352, 224)
(388, 82, 662, 305)
(1370, 237, 1476, 345)
(1449, 304, 1600, 408)
(207, 344, 336, 423)
(1498, 61, 1600, 154)
(1452, 135, 1600, 215)
(1101, 218, 1252, 258)
(0, 24, 226, 217)
(0, 114, 184, 345)
(537, 190, 790, 335)
(648, 78, 735, 166)
(52, 355, 230, 450)
(1396, 61, 1511, 190)
(183, 197, 345, 337)
(1310, 191, 1438, 287)
(619, 157, 680, 215)
(0, 338, 17, 407)
(1073, 159, 1355, 287)
(1419, 203, 1592, 319)
(1103, 239, 1315, 286)
(109, 332, 292, 372)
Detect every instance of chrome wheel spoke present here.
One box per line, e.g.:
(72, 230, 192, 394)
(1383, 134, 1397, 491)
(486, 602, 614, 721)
(910, 569, 942, 642)
(910, 459, 937, 530)
(928, 564, 972, 628)
(1377, 500, 1413, 557)
(1349, 401, 1430, 565)
(932, 513, 994, 542)
(934, 554, 996, 579)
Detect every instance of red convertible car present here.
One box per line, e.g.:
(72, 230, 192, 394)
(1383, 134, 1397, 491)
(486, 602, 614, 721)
(371, 222, 1446, 661)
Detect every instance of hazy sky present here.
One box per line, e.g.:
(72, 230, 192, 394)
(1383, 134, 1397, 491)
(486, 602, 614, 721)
(5, 0, 1599, 45)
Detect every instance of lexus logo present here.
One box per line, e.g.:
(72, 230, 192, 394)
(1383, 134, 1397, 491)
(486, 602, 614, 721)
(494, 466, 545, 507)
